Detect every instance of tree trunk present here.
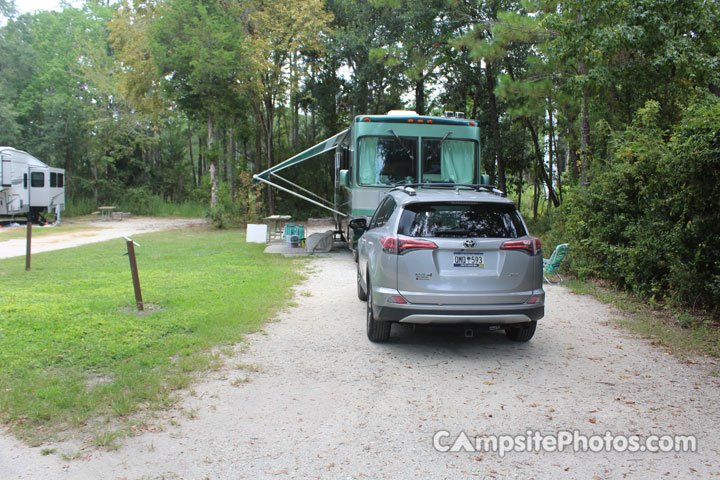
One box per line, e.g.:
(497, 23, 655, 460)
(254, 123, 262, 174)
(579, 61, 590, 187)
(264, 94, 275, 215)
(188, 133, 196, 187)
(485, 66, 506, 192)
(524, 117, 560, 207)
(517, 169, 523, 209)
(311, 108, 316, 145)
(208, 111, 218, 207)
(415, 77, 425, 115)
(228, 126, 235, 202)
(92, 162, 99, 206)
(547, 102, 554, 206)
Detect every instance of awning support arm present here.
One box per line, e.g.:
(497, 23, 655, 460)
(270, 173, 334, 206)
(253, 175, 348, 217)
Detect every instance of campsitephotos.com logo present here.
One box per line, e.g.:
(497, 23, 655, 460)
(433, 430, 697, 457)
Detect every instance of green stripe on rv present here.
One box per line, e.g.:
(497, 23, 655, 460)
(352, 209, 376, 217)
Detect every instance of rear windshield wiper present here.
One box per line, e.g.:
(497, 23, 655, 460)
(433, 228, 470, 237)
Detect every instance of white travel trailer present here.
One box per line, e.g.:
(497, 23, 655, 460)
(0, 147, 65, 222)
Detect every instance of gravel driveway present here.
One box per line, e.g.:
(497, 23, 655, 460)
(0, 217, 206, 259)
(2, 251, 720, 479)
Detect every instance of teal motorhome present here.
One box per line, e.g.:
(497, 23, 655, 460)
(253, 110, 492, 250)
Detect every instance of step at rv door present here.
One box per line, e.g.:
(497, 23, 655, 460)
(29, 167, 49, 207)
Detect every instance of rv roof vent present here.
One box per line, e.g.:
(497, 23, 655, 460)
(387, 110, 418, 117)
(455, 112, 465, 119)
(444, 111, 455, 118)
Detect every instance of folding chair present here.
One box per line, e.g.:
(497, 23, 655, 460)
(543, 243, 569, 283)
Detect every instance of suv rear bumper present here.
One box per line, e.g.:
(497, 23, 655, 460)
(375, 304, 544, 324)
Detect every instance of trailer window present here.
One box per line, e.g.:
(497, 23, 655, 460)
(31, 172, 44, 187)
(58, 173, 64, 187)
(421, 139, 477, 184)
(23, 173, 27, 189)
(357, 136, 417, 186)
(50, 172, 57, 187)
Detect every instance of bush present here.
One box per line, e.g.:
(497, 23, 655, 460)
(205, 171, 264, 228)
(551, 96, 720, 309)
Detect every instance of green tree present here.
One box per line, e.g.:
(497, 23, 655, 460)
(151, 0, 248, 206)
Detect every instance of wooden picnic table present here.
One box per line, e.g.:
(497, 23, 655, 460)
(263, 215, 291, 242)
(99, 206, 116, 220)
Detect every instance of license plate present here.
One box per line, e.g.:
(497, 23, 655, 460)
(453, 252, 484, 268)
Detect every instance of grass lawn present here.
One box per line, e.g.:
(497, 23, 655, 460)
(0, 228, 305, 444)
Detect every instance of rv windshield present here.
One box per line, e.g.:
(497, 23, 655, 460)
(421, 138, 477, 184)
(357, 136, 418, 186)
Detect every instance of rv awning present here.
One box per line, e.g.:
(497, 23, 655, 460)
(253, 129, 349, 182)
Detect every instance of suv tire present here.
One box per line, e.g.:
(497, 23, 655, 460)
(357, 266, 367, 301)
(505, 321, 537, 342)
(366, 277, 390, 342)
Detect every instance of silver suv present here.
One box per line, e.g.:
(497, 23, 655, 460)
(351, 185, 544, 342)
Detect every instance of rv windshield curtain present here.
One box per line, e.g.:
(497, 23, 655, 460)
(358, 137, 379, 185)
(441, 140, 475, 184)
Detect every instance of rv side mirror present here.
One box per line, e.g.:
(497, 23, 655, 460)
(348, 217, 368, 232)
(339, 169, 349, 188)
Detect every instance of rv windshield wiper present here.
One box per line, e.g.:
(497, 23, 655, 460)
(430, 132, 452, 158)
(389, 130, 414, 161)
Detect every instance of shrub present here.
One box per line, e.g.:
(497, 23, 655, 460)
(552, 96, 720, 309)
(205, 171, 264, 228)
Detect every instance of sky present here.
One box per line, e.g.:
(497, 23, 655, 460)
(16, 0, 81, 15)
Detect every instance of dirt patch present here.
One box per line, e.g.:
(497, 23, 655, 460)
(0, 217, 207, 259)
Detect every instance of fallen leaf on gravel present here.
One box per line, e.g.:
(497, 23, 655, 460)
(530, 403, 537, 407)
(620, 375, 631, 379)
(483, 382, 495, 385)
(549, 408, 555, 412)
(625, 401, 635, 404)
(588, 409, 598, 413)
(589, 418, 597, 424)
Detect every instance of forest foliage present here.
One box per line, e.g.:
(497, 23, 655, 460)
(0, 0, 719, 308)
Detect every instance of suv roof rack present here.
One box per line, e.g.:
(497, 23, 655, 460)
(390, 185, 417, 196)
(392, 183, 506, 197)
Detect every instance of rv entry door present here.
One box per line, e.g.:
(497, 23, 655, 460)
(29, 167, 49, 207)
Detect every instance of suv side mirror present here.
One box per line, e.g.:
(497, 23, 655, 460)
(348, 217, 368, 232)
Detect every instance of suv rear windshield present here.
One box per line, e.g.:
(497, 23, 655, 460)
(398, 202, 526, 238)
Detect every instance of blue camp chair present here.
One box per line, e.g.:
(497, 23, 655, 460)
(543, 243, 569, 283)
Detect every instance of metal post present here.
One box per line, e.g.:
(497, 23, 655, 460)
(126, 239, 143, 311)
(25, 221, 32, 271)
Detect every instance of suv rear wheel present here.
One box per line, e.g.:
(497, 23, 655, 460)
(366, 277, 391, 342)
(505, 321, 537, 342)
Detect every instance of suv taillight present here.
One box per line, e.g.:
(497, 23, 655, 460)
(500, 237, 542, 255)
(381, 235, 438, 255)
